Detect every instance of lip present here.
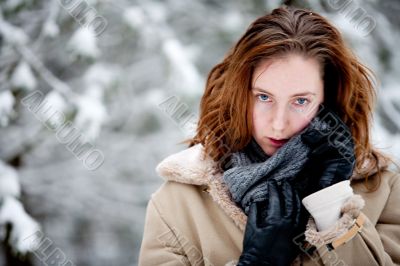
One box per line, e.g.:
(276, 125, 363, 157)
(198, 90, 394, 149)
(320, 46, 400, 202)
(268, 137, 289, 147)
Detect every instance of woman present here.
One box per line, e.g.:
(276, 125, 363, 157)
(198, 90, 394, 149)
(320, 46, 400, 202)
(138, 5, 400, 266)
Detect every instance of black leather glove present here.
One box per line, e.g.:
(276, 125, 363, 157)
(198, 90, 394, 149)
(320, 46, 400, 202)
(293, 105, 356, 198)
(237, 179, 303, 266)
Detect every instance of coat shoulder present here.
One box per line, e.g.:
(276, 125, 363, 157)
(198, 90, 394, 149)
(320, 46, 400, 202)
(385, 169, 400, 185)
(375, 169, 400, 189)
(149, 181, 209, 219)
(351, 168, 399, 189)
(151, 180, 205, 203)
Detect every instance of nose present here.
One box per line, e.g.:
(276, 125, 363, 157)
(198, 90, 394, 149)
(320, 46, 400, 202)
(271, 105, 289, 134)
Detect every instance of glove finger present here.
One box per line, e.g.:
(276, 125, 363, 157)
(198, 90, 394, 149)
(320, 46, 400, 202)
(291, 184, 301, 227)
(280, 181, 293, 219)
(247, 201, 258, 223)
(319, 158, 353, 188)
(328, 122, 353, 145)
(319, 159, 341, 188)
(301, 129, 323, 145)
(266, 180, 283, 220)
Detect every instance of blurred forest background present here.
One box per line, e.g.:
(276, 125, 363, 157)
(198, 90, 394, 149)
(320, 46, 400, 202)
(0, 0, 399, 265)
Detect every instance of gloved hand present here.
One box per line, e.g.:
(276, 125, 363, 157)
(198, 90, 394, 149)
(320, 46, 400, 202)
(237, 179, 304, 266)
(293, 105, 356, 198)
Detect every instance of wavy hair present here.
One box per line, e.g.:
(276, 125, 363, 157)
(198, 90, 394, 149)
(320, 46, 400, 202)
(182, 5, 395, 191)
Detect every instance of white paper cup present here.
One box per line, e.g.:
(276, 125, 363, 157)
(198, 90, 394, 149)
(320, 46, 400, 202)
(302, 180, 353, 231)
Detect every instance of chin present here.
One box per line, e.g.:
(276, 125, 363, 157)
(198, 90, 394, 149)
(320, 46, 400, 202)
(266, 150, 276, 156)
(261, 146, 274, 156)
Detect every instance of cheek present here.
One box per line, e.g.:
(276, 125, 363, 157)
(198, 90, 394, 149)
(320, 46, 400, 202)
(295, 119, 311, 133)
(291, 109, 318, 133)
(252, 104, 269, 133)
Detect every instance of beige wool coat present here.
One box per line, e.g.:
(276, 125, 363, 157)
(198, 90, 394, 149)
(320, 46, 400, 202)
(138, 144, 400, 266)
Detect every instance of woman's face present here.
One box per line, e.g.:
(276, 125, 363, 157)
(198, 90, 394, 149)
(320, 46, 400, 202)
(251, 54, 324, 156)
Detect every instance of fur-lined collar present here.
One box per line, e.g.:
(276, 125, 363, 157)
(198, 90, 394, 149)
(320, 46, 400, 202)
(155, 144, 384, 231)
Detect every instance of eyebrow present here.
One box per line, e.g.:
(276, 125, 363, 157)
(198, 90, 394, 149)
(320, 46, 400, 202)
(252, 87, 317, 97)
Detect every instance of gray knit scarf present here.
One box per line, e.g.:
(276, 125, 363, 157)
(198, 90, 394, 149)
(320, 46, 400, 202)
(223, 116, 330, 215)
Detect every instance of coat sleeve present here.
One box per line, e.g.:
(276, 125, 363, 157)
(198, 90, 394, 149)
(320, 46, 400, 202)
(138, 198, 190, 266)
(304, 175, 400, 265)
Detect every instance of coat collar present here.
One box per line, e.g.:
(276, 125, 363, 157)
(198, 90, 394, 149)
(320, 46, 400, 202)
(155, 144, 386, 231)
(155, 144, 247, 230)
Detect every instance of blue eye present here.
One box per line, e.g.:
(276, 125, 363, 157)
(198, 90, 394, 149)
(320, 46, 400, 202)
(296, 98, 309, 105)
(258, 94, 269, 102)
